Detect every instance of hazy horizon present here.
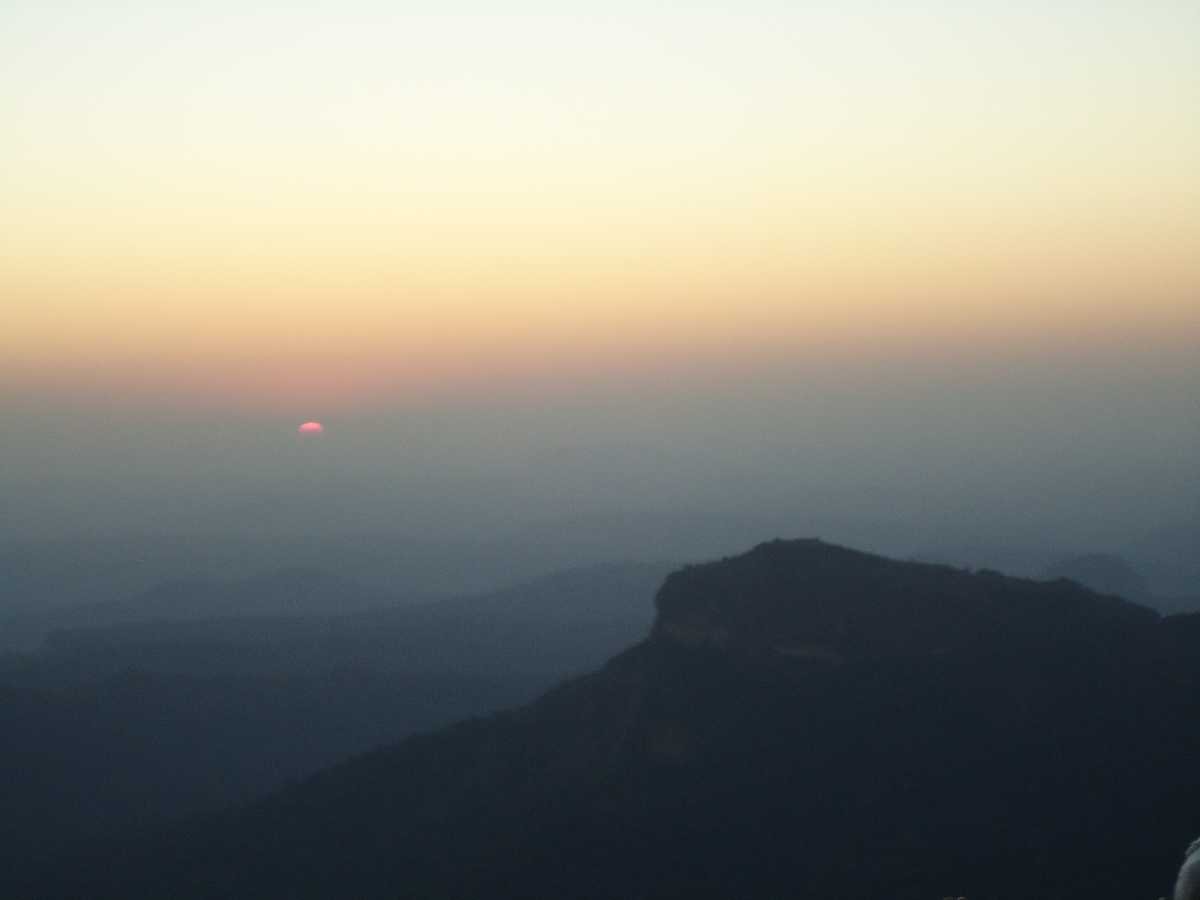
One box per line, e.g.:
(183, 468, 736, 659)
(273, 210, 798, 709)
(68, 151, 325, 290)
(2, 2, 1197, 598)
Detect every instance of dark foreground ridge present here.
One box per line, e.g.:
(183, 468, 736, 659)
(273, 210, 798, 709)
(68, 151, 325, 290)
(22, 539, 1200, 900)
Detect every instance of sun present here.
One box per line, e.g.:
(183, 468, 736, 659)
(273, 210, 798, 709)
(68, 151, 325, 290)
(297, 421, 325, 435)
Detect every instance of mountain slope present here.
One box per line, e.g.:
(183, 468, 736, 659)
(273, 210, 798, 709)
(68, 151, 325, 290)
(0, 562, 669, 872)
(24, 540, 1200, 900)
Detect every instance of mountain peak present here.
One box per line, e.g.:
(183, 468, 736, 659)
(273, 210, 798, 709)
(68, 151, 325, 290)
(651, 537, 1157, 659)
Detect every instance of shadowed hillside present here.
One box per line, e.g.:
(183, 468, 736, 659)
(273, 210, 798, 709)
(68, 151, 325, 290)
(18, 539, 1200, 900)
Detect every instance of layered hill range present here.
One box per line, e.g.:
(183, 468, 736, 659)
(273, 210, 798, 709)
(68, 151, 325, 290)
(27, 540, 1200, 900)
(0, 562, 668, 870)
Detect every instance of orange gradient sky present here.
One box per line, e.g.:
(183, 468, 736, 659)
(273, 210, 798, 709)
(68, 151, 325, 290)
(3, 2, 1199, 410)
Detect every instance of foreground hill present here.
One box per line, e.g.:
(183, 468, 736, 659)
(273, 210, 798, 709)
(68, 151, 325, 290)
(22, 540, 1200, 900)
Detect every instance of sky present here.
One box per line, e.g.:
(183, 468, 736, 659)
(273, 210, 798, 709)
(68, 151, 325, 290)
(2, 3, 1198, 563)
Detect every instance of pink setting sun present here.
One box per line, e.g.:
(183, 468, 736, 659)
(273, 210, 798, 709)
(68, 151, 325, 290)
(297, 421, 325, 435)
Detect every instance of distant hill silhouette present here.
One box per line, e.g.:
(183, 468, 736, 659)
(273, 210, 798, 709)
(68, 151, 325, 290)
(105, 568, 397, 618)
(0, 562, 668, 877)
(1040, 552, 1150, 601)
(12, 562, 669, 685)
(1132, 514, 1200, 607)
(20, 539, 1200, 900)
(0, 568, 404, 652)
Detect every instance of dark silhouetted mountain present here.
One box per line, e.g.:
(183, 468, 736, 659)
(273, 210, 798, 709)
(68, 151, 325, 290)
(20, 539, 1200, 900)
(656, 539, 1154, 657)
(1041, 552, 1150, 601)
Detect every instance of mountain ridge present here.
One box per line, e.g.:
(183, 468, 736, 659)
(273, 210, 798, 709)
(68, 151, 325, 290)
(654, 538, 1157, 657)
(20, 538, 1199, 900)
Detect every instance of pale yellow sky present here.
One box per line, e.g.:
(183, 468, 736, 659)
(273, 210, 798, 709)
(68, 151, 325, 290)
(3, 2, 1198, 408)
